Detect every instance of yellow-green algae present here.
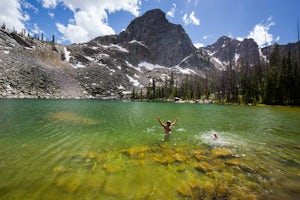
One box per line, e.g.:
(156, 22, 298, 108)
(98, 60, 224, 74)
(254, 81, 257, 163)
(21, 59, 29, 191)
(48, 111, 101, 125)
(49, 143, 278, 199)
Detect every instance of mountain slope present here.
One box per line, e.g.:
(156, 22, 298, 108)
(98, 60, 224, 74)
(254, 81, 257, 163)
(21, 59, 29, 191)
(203, 36, 260, 70)
(0, 9, 299, 100)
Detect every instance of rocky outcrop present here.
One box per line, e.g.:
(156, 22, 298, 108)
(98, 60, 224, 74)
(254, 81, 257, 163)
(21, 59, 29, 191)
(119, 9, 196, 66)
(203, 36, 260, 70)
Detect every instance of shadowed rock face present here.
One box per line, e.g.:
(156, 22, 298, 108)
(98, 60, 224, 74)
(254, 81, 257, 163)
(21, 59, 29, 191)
(118, 9, 196, 66)
(93, 9, 196, 67)
(203, 36, 261, 69)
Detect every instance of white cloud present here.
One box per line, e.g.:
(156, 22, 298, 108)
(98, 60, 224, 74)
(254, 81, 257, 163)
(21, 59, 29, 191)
(0, 0, 29, 32)
(167, 3, 176, 18)
(182, 11, 200, 26)
(21, 0, 39, 14)
(203, 35, 208, 39)
(53, 0, 141, 43)
(247, 17, 277, 47)
(48, 12, 55, 18)
(40, 0, 60, 8)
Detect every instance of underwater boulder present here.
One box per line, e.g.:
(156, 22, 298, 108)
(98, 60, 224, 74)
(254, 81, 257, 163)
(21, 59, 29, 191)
(194, 161, 214, 173)
(194, 154, 207, 161)
(174, 153, 191, 162)
(48, 111, 101, 125)
(102, 163, 122, 173)
(121, 145, 151, 159)
(153, 154, 176, 165)
(225, 158, 241, 166)
(177, 179, 214, 199)
(211, 147, 233, 158)
(177, 179, 199, 197)
(53, 166, 70, 174)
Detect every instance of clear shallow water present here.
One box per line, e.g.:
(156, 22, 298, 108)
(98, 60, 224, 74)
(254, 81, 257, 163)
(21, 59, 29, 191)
(0, 99, 299, 199)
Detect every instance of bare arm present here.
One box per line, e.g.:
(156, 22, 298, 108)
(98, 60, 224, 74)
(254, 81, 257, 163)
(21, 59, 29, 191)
(171, 117, 178, 126)
(157, 116, 165, 127)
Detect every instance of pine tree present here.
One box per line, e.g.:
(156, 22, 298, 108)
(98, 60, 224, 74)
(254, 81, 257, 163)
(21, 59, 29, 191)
(264, 44, 281, 104)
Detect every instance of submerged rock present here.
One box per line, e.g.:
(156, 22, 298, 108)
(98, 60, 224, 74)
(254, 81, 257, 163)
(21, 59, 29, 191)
(194, 161, 214, 173)
(177, 179, 215, 199)
(225, 158, 241, 166)
(211, 147, 233, 158)
(48, 111, 101, 125)
(153, 154, 176, 165)
(121, 145, 151, 159)
(53, 166, 70, 174)
(177, 179, 200, 197)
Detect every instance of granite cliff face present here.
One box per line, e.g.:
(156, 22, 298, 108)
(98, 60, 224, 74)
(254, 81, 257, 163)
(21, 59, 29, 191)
(0, 9, 299, 99)
(203, 36, 261, 70)
(118, 9, 196, 66)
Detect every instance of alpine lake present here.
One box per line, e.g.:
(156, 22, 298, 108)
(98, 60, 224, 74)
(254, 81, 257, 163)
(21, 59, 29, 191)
(0, 99, 299, 200)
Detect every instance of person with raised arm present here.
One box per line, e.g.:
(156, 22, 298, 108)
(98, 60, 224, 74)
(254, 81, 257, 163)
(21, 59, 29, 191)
(157, 116, 178, 137)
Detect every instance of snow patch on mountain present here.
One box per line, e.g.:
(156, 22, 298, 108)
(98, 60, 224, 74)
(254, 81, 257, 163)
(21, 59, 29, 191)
(129, 40, 148, 48)
(64, 47, 71, 62)
(102, 44, 129, 53)
(126, 61, 142, 72)
(126, 74, 141, 87)
(138, 62, 166, 70)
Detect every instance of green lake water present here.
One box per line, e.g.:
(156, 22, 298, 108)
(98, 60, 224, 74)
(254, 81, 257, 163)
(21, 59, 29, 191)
(0, 99, 299, 199)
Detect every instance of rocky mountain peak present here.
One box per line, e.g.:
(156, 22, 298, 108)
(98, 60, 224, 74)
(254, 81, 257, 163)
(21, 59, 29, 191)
(120, 9, 169, 42)
(203, 36, 260, 69)
(116, 9, 196, 66)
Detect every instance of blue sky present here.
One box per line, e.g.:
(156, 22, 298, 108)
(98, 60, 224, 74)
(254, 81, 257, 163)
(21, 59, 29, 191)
(1, 0, 299, 47)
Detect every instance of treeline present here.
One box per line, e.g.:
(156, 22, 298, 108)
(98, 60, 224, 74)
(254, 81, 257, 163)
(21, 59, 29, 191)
(131, 71, 210, 101)
(211, 44, 300, 105)
(132, 44, 300, 105)
(1, 22, 56, 43)
(264, 44, 300, 105)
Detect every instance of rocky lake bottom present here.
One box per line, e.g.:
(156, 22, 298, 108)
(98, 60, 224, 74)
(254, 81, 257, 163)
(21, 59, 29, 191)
(0, 99, 299, 199)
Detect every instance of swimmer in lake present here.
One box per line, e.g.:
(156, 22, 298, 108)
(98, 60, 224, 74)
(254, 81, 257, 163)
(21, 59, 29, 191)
(211, 132, 219, 140)
(157, 116, 178, 137)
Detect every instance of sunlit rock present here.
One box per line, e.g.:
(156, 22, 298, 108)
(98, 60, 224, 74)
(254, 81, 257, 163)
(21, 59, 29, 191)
(194, 161, 214, 172)
(177, 179, 210, 198)
(175, 164, 186, 172)
(194, 154, 207, 161)
(177, 182, 193, 197)
(193, 149, 206, 155)
(121, 145, 151, 159)
(174, 153, 190, 162)
(162, 148, 174, 155)
(174, 147, 184, 153)
(153, 154, 176, 164)
(225, 158, 241, 166)
(211, 147, 233, 158)
(53, 166, 70, 174)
